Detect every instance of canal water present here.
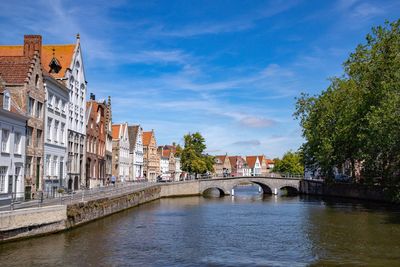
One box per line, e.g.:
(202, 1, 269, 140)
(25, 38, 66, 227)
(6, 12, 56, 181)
(1, 185, 400, 266)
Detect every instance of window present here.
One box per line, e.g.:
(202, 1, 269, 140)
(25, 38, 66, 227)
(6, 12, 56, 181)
(28, 97, 35, 116)
(60, 123, 65, 144)
(48, 94, 53, 108)
(1, 129, 10, 153)
(47, 118, 52, 141)
(3, 91, 10, 111)
(53, 156, 58, 176)
(37, 102, 43, 118)
(36, 129, 42, 147)
(26, 127, 33, 146)
(35, 74, 39, 89)
(0, 166, 7, 192)
(26, 156, 32, 176)
(46, 155, 51, 176)
(14, 132, 21, 154)
(54, 121, 59, 142)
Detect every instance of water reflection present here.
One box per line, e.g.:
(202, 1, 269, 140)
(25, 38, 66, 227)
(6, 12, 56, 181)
(1, 194, 400, 266)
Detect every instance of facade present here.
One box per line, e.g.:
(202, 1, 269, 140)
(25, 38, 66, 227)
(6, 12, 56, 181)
(0, 85, 27, 202)
(159, 148, 170, 180)
(0, 34, 88, 193)
(175, 156, 182, 181)
(214, 155, 232, 177)
(228, 156, 247, 177)
(85, 94, 106, 188)
(142, 130, 159, 182)
(112, 123, 130, 182)
(128, 125, 144, 181)
(0, 35, 46, 199)
(105, 96, 113, 182)
(43, 73, 69, 196)
(245, 156, 262, 176)
(258, 155, 268, 175)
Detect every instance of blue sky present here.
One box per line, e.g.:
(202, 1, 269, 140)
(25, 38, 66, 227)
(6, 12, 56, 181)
(1, 0, 399, 158)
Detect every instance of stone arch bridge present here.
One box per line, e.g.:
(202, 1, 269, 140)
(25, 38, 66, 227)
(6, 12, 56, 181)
(199, 176, 302, 196)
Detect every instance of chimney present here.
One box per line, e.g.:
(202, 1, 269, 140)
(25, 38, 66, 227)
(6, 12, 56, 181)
(24, 35, 42, 59)
(90, 93, 95, 100)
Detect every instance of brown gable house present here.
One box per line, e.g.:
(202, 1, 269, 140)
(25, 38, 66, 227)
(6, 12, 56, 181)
(213, 154, 231, 177)
(85, 93, 106, 188)
(142, 130, 160, 182)
(0, 35, 46, 198)
(229, 156, 246, 177)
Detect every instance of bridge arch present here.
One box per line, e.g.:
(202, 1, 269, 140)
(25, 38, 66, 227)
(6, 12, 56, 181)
(230, 181, 273, 195)
(279, 185, 299, 196)
(202, 187, 226, 197)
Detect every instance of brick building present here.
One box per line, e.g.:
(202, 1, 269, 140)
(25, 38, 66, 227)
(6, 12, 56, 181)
(0, 35, 46, 198)
(85, 93, 106, 188)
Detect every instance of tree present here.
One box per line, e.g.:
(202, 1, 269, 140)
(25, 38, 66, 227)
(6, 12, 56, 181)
(294, 20, 400, 191)
(180, 132, 214, 178)
(272, 151, 304, 175)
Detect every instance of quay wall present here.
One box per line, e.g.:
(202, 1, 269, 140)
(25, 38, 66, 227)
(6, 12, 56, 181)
(0, 205, 67, 242)
(299, 180, 391, 202)
(0, 182, 200, 243)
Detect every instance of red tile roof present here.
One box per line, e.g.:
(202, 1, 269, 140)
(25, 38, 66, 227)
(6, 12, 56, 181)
(246, 156, 258, 168)
(142, 131, 153, 146)
(0, 44, 75, 79)
(0, 56, 31, 84)
(112, 124, 121, 139)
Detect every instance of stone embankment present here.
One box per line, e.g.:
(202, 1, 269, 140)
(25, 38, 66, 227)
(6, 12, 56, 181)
(0, 181, 200, 243)
(299, 180, 391, 202)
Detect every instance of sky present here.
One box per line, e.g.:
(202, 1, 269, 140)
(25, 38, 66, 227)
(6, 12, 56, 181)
(0, 0, 399, 158)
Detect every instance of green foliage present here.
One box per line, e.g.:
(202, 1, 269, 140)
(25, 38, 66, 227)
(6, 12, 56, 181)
(272, 151, 304, 175)
(180, 132, 214, 175)
(294, 20, 400, 192)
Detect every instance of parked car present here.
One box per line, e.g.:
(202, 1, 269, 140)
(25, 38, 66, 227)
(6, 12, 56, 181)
(335, 174, 352, 183)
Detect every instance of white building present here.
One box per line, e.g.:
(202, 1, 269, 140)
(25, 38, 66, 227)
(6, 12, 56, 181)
(43, 74, 69, 196)
(174, 157, 182, 181)
(246, 156, 262, 176)
(0, 89, 27, 203)
(112, 123, 130, 182)
(44, 35, 87, 191)
(128, 125, 143, 181)
(159, 153, 170, 179)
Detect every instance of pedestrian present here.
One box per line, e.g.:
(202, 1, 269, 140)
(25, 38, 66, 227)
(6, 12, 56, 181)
(111, 175, 116, 186)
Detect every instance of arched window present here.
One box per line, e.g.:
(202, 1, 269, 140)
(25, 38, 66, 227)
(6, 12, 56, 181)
(35, 75, 39, 89)
(3, 90, 10, 111)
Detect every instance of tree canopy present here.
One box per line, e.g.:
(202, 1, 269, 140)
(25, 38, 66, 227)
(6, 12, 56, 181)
(180, 132, 214, 176)
(272, 151, 304, 175)
(294, 20, 400, 187)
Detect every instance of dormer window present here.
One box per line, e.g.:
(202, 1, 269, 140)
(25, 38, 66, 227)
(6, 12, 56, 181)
(3, 91, 10, 111)
(49, 48, 62, 74)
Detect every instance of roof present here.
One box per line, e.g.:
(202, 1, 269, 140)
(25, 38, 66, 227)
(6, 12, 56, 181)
(266, 159, 275, 164)
(215, 155, 227, 164)
(128, 125, 139, 152)
(0, 56, 31, 84)
(229, 156, 244, 167)
(246, 156, 258, 168)
(0, 44, 75, 79)
(112, 124, 121, 139)
(162, 149, 171, 158)
(142, 131, 153, 146)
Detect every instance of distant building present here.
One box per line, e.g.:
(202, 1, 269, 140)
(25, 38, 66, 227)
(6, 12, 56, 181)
(112, 123, 130, 182)
(105, 96, 113, 182)
(142, 130, 159, 182)
(228, 156, 247, 177)
(214, 155, 231, 177)
(85, 94, 106, 188)
(128, 125, 144, 181)
(245, 156, 261, 176)
(257, 155, 268, 175)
